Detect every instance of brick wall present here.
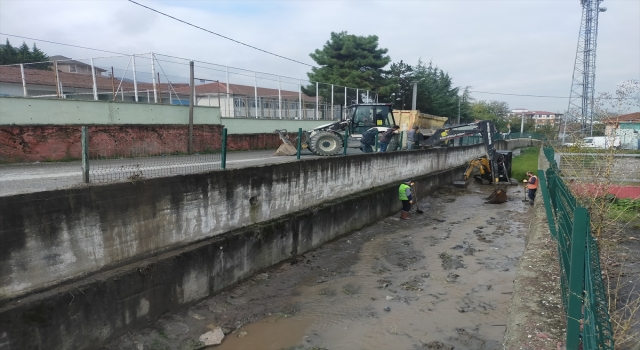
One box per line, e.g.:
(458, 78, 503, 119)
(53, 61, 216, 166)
(0, 125, 295, 163)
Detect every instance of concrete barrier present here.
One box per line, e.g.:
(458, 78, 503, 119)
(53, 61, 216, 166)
(0, 147, 482, 350)
(495, 138, 541, 151)
(0, 145, 484, 303)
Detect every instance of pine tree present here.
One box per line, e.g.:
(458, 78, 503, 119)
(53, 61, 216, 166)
(0, 39, 18, 65)
(17, 42, 31, 63)
(31, 43, 48, 62)
(304, 31, 395, 105)
(384, 60, 414, 109)
(413, 60, 461, 119)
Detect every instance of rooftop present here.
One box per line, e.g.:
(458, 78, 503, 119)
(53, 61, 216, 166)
(604, 112, 640, 124)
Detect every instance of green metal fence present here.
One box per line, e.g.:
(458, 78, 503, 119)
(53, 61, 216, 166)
(540, 144, 614, 350)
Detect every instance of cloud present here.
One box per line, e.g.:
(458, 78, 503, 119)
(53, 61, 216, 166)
(1, 0, 638, 112)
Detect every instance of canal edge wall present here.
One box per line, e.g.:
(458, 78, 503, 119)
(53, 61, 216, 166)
(0, 163, 468, 350)
(502, 147, 565, 348)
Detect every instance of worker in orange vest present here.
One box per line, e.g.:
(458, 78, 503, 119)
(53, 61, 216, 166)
(523, 171, 538, 205)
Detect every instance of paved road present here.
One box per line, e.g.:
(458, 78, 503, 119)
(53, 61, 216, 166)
(0, 149, 364, 196)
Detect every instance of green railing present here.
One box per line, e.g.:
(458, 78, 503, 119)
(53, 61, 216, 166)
(540, 144, 614, 350)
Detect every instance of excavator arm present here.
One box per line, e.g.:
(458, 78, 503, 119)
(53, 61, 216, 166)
(425, 121, 510, 185)
(462, 157, 492, 182)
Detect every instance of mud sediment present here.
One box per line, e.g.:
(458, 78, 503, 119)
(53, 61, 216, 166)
(104, 183, 530, 350)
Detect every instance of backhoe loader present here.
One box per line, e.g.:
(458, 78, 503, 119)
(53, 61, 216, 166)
(274, 104, 397, 156)
(422, 120, 514, 203)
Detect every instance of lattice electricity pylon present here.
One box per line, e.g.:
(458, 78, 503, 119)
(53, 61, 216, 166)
(564, 0, 607, 138)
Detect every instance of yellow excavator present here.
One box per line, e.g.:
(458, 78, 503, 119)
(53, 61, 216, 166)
(422, 120, 513, 204)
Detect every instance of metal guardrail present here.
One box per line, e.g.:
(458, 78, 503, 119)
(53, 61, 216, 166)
(540, 144, 614, 350)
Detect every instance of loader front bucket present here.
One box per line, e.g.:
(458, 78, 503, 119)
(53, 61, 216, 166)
(273, 143, 297, 156)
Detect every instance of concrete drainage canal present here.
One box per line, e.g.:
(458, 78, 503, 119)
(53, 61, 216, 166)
(104, 183, 529, 350)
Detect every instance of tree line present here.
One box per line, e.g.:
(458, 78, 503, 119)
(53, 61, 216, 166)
(0, 40, 49, 66)
(305, 31, 547, 132)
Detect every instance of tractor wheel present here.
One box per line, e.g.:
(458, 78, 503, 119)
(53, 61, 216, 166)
(310, 132, 343, 156)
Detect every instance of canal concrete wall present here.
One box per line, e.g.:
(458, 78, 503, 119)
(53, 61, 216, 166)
(1, 145, 485, 303)
(0, 146, 483, 350)
(495, 138, 541, 151)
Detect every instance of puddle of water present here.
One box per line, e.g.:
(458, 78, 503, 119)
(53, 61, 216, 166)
(214, 314, 314, 350)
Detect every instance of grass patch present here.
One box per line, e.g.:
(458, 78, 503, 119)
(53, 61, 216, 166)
(608, 198, 640, 224)
(511, 146, 540, 181)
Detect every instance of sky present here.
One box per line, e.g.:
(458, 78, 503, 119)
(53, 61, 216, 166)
(1, 0, 639, 113)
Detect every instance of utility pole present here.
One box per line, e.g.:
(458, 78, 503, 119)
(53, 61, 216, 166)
(457, 96, 461, 125)
(566, 0, 606, 138)
(411, 81, 418, 110)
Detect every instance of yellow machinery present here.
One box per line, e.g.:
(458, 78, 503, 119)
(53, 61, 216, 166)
(460, 156, 492, 184)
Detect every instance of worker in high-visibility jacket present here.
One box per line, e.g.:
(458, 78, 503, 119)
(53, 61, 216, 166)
(399, 179, 414, 220)
(524, 171, 538, 205)
(441, 129, 449, 147)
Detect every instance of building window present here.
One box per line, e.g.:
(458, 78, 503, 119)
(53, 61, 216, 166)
(69, 65, 76, 73)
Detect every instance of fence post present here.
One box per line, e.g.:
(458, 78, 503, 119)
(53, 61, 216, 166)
(226, 66, 231, 118)
(316, 82, 319, 120)
(331, 84, 334, 120)
(297, 128, 302, 160)
(151, 53, 158, 103)
(54, 60, 60, 98)
(278, 76, 282, 119)
(20, 64, 27, 97)
(132, 55, 139, 102)
(566, 207, 588, 350)
(298, 79, 302, 119)
(253, 71, 258, 118)
(344, 86, 347, 119)
(221, 128, 227, 169)
(81, 126, 90, 183)
(343, 128, 348, 155)
(188, 61, 194, 154)
(90, 58, 98, 101)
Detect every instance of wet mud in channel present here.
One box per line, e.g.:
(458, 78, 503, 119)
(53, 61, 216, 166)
(105, 183, 530, 350)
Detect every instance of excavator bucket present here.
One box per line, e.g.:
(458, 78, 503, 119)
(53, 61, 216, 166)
(273, 143, 297, 156)
(485, 188, 508, 204)
(273, 129, 298, 156)
(452, 180, 468, 188)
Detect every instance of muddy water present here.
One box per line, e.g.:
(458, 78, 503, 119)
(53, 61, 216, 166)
(105, 184, 529, 350)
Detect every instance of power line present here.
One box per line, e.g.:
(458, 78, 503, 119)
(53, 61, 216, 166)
(470, 90, 639, 100)
(127, 0, 315, 68)
(470, 90, 569, 99)
(0, 33, 129, 55)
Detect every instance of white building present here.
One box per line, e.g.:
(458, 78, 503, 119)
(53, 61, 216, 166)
(509, 108, 563, 125)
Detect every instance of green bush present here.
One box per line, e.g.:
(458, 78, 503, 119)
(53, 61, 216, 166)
(608, 198, 640, 223)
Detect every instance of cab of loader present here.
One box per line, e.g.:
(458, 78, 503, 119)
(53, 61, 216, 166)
(347, 104, 395, 137)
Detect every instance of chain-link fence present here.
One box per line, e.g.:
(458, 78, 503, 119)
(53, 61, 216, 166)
(540, 144, 614, 349)
(0, 52, 378, 121)
(82, 125, 223, 183)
